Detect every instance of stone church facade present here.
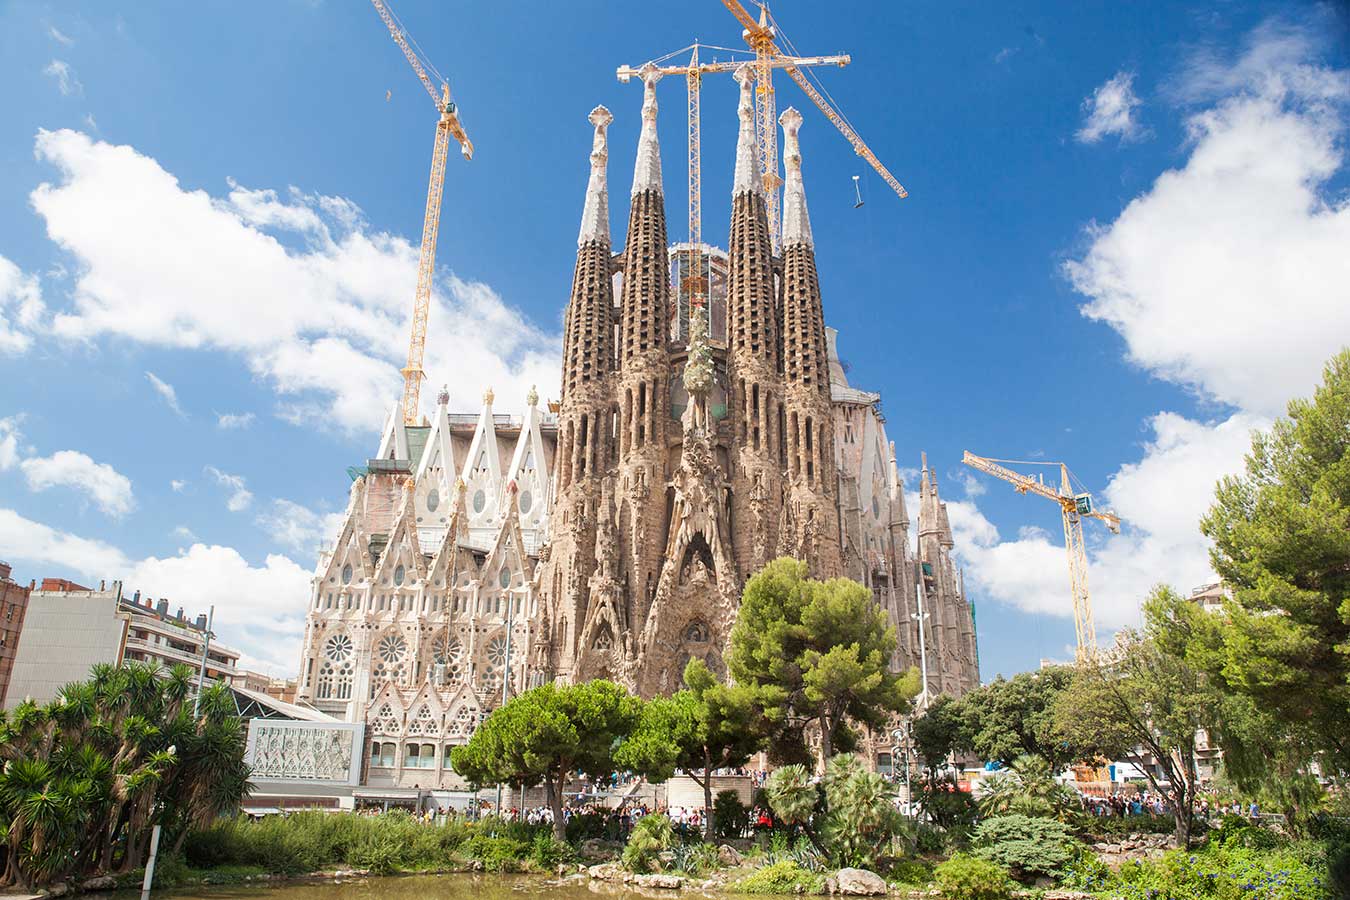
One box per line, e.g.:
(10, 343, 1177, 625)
(294, 67, 978, 789)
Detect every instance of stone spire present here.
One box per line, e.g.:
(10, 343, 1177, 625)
(732, 65, 761, 196)
(779, 107, 812, 248)
(631, 64, 664, 196)
(918, 452, 943, 542)
(578, 106, 613, 246)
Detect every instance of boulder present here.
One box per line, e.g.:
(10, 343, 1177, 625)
(634, 873, 684, 889)
(80, 876, 117, 892)
(1041, 892, 1093, 900)
(581, 838, 624, 859)
(718, 844, 744, 866)
(835, 868, 887, 896)
(588, 863, 625, 882)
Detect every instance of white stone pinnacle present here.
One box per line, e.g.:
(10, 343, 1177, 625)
(732, 65, 761, 197)
(631, 64, 664, 196)
(578, 105, 613, 246)
(779, 107, 812, 248)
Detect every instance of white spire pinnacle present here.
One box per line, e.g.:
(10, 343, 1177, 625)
(732, 65, 761, 196)
(631, 64, 664, 196)
(578, 105, 613, 246)
(779, 107, 812, 248)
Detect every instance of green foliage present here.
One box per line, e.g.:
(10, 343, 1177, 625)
(729, 859, 826, 894)
(1200, 348, 1350, 776)
(714, 789, 752, 839)
(669, 841, 721, 877)
(976, 755, 1080, 821)
(933, 853, 1013, 900)
(763, 764, 818, 827)
(451, 679, 640, 840)
(1101, 844, 1328, 900)
(970, 814, 1080, 883)
(729, 558, 920, 766)
(886, 857, 935, 889)
(1056, 589, 1222, 847)
(1080, 813, 1176, 838)
(616, 659, 764, 838)
(820, 754, 903, 869)
(622, 813, 675, 873)
(915, 667, 1103, 772)
(916, 776, 978, 834)
(0, 662, 250, 888)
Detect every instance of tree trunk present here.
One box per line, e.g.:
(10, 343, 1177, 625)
(819, 716, 834, 768)
(547, 777, 566, 843)
(698, 765, 714, 841)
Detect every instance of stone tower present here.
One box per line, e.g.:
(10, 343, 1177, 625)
(550, 105, 617, 679)
(726, 66, 785, 580)
(777, 107, 842, 577)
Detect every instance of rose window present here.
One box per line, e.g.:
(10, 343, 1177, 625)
(378, 634, 407, 663)
(324, 634, 354, 662)
(486, 635, 509, 668)
(433, 635, 464, 666)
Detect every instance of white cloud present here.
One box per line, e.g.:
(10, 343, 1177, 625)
(20, 450, 135, 518)
(0, 417, 21, 471)
(952, 412, 1259, 629)
(216, 411, 255, 430)
(256, 499, 344, 555)
(171, 525, 197, 542)
(47, 26, 74, 47)
(32, 130, 559, 433)
(205, 465, 252, 512)
(145, 371, 186, 417)
(170, 479, 186, 492)
(953, 470, 987, 499)
(0, 507, 309, 675)
(0, 255, 44, 354)
(958, 25, 1346, 641)
(1076, 71, 1144, 144)
(43, 60, 82, 97)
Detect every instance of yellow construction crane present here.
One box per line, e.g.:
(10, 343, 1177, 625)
(370, 0, 473, 426)
(962, 451, 1121, 662)
(618, 2, 906, 261)
(618, 46, 848, 309)
(721, 0, 908, 243)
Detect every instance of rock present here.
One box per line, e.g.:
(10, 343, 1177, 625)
(835, 868, 887, 896)
(718, 843, 744, 866)
(46, 885, 70, 898)
(80, 876, 117, 892)
(634, 873, 684, 889)
(588, 863, 625, 882)
(581, 838, 624, 859)
(824, 876, 838, 895)
(1042, 892, 1093, 900)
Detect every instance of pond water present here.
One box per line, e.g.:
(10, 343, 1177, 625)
(155, 875, 675, 900)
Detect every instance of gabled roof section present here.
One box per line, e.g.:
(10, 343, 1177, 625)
(373, 479, 426, 585)
(462, 388, 504, 528)
(321, 477, 375, 583)
(428, 481, 479, 587)
(415, 388, 460, 484)
(503, 388, 552, 531)
(480, 488, 529, 588)
(375, 400, 409, 461)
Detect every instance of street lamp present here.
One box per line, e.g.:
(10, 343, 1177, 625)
(912, 584, 930, 706)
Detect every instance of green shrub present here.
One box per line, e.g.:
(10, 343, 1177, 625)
(886, 857, 934, 888)
(1102, 844, 1328, 900)
(933, 853, 1013, 900)
(347, 830, 405, 874)
(913, 823, 947, 856)
(729, 859, 825, 894)
(670, 841, 721, 876)
(565, 811, 611, 842)
(529, 832, 576, 870)
(715, 789, 752, 839)
(821, 754, 904, 869)
(1080, 812, 1176, 837)
(623, 813, 675, 873)
(462, 834, 531, 872)
(971, 814, 1080, 883)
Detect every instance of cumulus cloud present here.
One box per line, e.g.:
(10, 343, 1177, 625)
(0, 417, 21, 471)
(31, 130, 559, 433)
(43, 60, 82, 97)
(145, 371, 185, 417)
(20, 450, 135, 517)
(0, 507, 309, 674)
(1077, 71, 1145, 144)
(170, 479, 186, 492)
(958, 23, 1347, 640)
(216, 411, 255, 430)
(171, 525, 197, 542)
(256, 499, 344, 556)
(205, 465, 252, 512)
(0, 255, 44, 354)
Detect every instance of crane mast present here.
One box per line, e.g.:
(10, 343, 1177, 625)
(962, 451, 1120, 662)
(370, 0, 473, 425)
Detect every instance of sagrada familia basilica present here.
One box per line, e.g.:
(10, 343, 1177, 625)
(294, 67, 979, 787)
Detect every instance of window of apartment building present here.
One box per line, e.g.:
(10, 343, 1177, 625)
(404, 743, 436, 769)
(371, 742, 396, 768)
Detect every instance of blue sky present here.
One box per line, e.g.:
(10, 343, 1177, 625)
(1, 1, 1347, 677)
